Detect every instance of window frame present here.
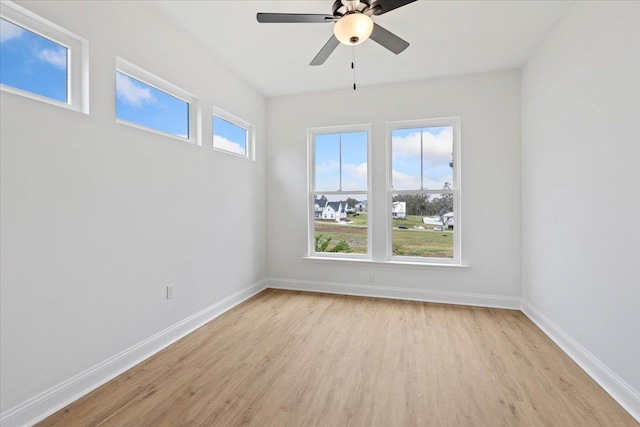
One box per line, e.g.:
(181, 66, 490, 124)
(115, 57, 200, 145)
(307, 124, 372, 259)
(386, 117, 462, 265)
(212, 106, 254, 160)
(0, 0, 89, 113)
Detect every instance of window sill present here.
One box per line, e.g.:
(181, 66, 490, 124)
(1, 84, 84, 114)
(303, 256, 469, 270)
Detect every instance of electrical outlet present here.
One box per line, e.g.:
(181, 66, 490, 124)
(166, 284, 175, 299)
(368, 273, 375, 282)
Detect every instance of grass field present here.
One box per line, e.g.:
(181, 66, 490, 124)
(315, 214, 453, 258)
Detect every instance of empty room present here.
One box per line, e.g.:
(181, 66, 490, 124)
(1, 0, 638, 425)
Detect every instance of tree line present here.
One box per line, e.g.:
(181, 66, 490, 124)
(392, 194, 453, 217)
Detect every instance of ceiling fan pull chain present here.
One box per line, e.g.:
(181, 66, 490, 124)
(352, 46, 357, 90)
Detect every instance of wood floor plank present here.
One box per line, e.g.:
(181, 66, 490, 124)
(37, 289, 638, 426)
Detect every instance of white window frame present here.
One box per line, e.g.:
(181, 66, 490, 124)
(212, 106, 255, 160)
(308, 124, 372, 259)
(0, 0, 89, 114)
(115, 57, 200, 145)
(386, 117, 462, 265)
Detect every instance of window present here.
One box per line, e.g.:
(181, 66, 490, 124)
(213, 108, 253, 159)
(388, 118, 461, 263)
(0, 1, 88, 113)
(115, 57, 199, 144)
(309, 126, 370, 257)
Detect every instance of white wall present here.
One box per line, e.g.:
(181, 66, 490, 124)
(0, 0, 266, 412)
(522, 0, 640, 409)
(267, 71, 522, 301)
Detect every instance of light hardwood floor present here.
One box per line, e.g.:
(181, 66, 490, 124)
(39, 289, 637, 426)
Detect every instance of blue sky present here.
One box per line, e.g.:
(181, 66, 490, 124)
(0, 17, 191, 139)
(0, 18, 67, 102)
(213, 115, 247, 155)
(314, 127, 453, 193)
(315, 131, 367, 191)
(392, 126, 454, 190)
(115, 71, 189, 138)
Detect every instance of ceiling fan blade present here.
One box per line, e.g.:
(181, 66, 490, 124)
(256, 13, 334, 23)
(372, 0, 418, 15)
(370, 23, 409, 54)
(310, 35, 340, 66)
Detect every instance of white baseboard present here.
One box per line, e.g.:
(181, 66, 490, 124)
(521, 300, 640, 423)
(0, 280, 268, 427)
(3, 281, 637, 425)
(266, 278, 522, 309)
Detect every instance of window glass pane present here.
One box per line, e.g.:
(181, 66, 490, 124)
(391, 193, 453, 258)
(0, 18, 67, 102)
(115, 71, 189, 138)
(314, 193, 367, 254)
(340, 131, 367, 191)
(314, 133, 340, 191)
(213, 115, 247, 155)
(392, 128, 421, 190)
(422, 126, 454, 190)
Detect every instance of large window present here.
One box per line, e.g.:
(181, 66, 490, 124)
(213, 107, 253, 159)
(0, 1, 88, 113)
(388, 118, 461, 263)
(309, 126, 370, 257)
(115, 57, 199, 144)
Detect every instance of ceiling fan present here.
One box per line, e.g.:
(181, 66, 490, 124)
(257, 0, 417, 66)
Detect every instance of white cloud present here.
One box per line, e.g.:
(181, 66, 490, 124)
(37, 48, 66, 69)
(424, 175, 453, 191)
(116, 72, 155, 107)
(316, 160, 338, 174)
(214, 135, 246, 155)
(344, 162, 367, 178)
(342, 162, 368, 190)
(392, 128, 453, 164)
(392, 169, 453, 191)
(392, 169, 421, 191)
(0, 19, 25, 43)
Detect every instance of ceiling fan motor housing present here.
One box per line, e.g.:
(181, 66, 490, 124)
(332, 0, 372, 18)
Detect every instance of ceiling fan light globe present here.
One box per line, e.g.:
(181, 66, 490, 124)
(334, 13, 373, 46)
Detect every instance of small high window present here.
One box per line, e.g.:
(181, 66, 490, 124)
(115, 58, 199, 144)
(212, 108, 253, 159)
(0, 1, 88, 112)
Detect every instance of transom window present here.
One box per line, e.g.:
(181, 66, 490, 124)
(115, 57, 199, 144)
(388, 118, 461, 263)
(213, 108, 253, 159)
(0, 1, 88, 113)
(309, 126, 370, 257)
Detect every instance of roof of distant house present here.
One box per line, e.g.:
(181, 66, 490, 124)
(326, 201, 342, 211)
(314, 198, 328, 208)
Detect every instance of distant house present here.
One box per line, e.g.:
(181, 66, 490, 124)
(314, 198, 347, 221)
(442, 212, 454, 229)
(355, 201, 367, 213)
(322, 201, 346, 221)
(391, 201, 406, 219)
(314, 198, 328, 219)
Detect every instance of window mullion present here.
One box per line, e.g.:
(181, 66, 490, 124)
(420, 127, 424, 191)
(339, 133, 342, 192)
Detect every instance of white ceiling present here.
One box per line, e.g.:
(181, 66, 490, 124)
(148, 1, 571, 98)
